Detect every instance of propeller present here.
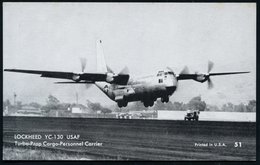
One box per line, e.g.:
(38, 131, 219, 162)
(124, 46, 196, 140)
(206, 60, 214, 89)
(79, 58, 92, 89)
(80, 58, 93, 89)
(106, 65, 115, 74)
(179, 66, 190, 74)
(80, 58, 87, 72)
(175, 61, 249, 89)
(208, 60, 214, 73)
(119, 66, 129, 75)
(207, 77, 214, 89)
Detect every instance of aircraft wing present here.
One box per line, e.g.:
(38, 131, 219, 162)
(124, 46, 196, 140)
(4, 68, 129, 85)
(4, 69, 107, 82)
(177, 71, 250, 80)
(206, 72, 250, 76)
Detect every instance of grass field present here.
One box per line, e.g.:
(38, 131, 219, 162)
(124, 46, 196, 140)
(3, 146, 92, 160)
(3, 116, 256, 160)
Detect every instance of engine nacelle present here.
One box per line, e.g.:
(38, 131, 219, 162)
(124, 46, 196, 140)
(195, 74, 208, 83)
(106, 72, 114, 82)
(72, 74, 81, 82)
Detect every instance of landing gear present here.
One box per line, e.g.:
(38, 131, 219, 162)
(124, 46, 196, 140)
(118, 103, 123, 108)
(143, 101, 154, 107)
(117, 101, 128, 108)
(161, 96, 169, 103)
(149, 101, 154, 107)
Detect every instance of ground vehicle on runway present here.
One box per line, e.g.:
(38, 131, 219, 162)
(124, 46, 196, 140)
(5, 41, 250, 108)
(184, 110, 200, 121)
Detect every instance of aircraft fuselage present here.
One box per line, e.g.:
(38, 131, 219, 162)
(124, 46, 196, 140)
(95, 69, 178, 107)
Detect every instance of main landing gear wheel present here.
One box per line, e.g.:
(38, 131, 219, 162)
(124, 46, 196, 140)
(144, 102, 149, 107)
(161, 97, 169, 103)
(117, 101, 128, 108)
(143, 101, 154, 107)
(149, 101, 154, 107)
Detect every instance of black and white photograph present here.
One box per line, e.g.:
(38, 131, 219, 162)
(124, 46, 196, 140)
(3, 2, 256, 161)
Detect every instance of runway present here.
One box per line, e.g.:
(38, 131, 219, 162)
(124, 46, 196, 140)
(3, 116, 256, 160)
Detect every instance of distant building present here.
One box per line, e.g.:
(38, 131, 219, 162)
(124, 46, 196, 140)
(13, 105, 42, 116)
(48, 109, 70, 117)
(70, 104, 92, 114)
(72, 107, 84, 113)
(115, 110, 157, 119)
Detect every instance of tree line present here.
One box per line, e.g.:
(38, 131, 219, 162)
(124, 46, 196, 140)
(3, 95, 256, 113)
(114, 96, 256, 112)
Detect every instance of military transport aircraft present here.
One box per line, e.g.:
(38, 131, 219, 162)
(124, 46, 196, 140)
(4, 40, 250, 108)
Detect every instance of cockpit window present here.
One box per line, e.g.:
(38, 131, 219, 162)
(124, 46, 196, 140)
(157, 70, 174, 76)
(157, 71, 163, 76)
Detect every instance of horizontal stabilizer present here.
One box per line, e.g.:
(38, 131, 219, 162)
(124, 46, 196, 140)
(54, 81, 94, 84)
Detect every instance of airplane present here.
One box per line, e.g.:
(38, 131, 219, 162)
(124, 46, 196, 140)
(4, 40, 250, 108)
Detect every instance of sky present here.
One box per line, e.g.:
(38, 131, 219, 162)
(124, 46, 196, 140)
(3, 3, 256, 107)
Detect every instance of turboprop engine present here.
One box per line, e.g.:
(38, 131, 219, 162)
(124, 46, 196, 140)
(193, 61, 214, 89)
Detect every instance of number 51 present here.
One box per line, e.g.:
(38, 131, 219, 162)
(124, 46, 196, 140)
(234, 142, 242, 147)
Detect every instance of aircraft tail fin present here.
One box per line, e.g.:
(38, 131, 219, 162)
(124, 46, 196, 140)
(96, 40, 108, 73)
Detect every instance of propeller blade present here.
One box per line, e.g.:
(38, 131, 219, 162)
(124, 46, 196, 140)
(80, 58, 87, 72)
(179, 66, 189, 74)
(208, 60, 214, 73)
(207, 77, 214, 89)
(166, 66, 173, 72)
(106, 65, 115, 74)
(118, 66, 129, 75)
